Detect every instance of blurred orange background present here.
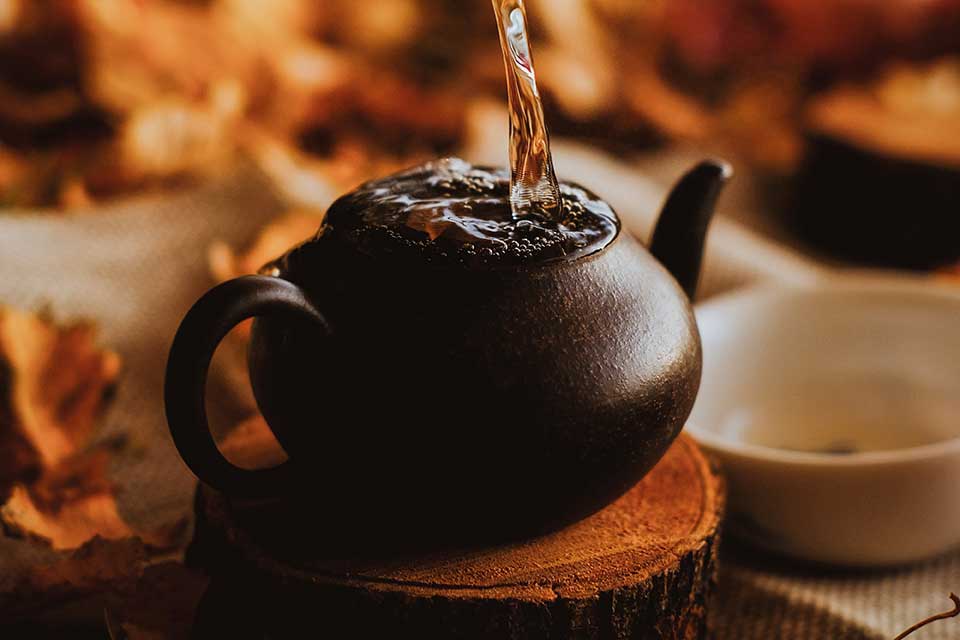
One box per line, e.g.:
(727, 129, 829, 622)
(1, 0, 958, 271)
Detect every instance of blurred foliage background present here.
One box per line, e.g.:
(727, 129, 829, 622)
(0, 0, 958, 270)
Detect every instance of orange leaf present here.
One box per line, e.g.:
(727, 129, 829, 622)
(0, 307, 120, 479)
(1, 450, 134, 550)
(2, 484, 133, 550)
(0, 306, 182, 552)
(208, 211, 322, 284)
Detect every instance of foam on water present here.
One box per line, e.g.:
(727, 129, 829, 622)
(321, 158, 618, 268)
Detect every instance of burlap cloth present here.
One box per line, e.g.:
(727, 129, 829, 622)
(0, 149, 957, 638)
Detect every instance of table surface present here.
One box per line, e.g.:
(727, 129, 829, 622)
(1, 145, 957, 639)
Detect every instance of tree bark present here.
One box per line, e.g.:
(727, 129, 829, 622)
(189, 435, 724, 639)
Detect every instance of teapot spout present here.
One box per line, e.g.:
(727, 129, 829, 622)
(649, 160, 733, 300)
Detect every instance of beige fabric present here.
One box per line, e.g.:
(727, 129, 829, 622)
(715, 545, 960, 639)
(714, 571, 880, 639)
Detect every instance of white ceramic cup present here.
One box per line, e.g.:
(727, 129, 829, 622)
(686, 276, 960, 567)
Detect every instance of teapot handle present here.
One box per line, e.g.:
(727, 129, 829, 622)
(164, 275, 329, 498)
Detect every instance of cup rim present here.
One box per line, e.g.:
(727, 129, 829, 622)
(689, 273, 960, 467)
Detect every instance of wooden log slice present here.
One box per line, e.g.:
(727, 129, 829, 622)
(188, 435, 724, 639)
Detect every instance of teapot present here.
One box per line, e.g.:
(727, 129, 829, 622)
(165, 159, 731, 544)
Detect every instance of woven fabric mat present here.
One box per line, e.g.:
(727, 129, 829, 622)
(0, 160, 957, 639)
(713, 543, 960, 639)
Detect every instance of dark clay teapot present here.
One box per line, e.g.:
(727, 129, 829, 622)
(165, 158, 731, 544)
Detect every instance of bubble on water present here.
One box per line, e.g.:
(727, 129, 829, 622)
(324, 158, 618, 268)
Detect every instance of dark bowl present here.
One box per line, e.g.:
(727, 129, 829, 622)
(789, 132, 960, 270)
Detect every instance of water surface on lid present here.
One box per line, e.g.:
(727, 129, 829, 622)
(322, 158, 619, 268)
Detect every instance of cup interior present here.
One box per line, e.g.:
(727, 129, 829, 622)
(690, 282, 960, 457)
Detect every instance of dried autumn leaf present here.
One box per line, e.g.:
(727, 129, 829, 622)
(0, 306, 183, 552)
(242, 123, 426, 211)
(623, 64, 713, 141)
(3, 485, 131, 550)
(75, 0, 256, 116)
(0, 0, 21, 32)
(1, 450, 134, 550)
(0, 1, 472, 207)
(115, 91, 242, 183)
(0, 307, 120, 491)
(1, 535, 148, 619)
(208, 211, 322, 284)
(19, 535, 148, 593)
(339, 0, 422, 53)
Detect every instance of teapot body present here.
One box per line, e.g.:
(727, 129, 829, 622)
(165, 160, 730, 546)
(247, 229, 701, 541)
